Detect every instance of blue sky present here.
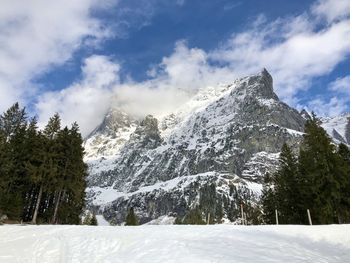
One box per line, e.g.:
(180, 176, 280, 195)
(39, 0, 317, 87)
(1, 0, 350, 135)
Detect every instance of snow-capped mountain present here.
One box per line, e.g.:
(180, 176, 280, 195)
(84, 69, 311, 224)
(321, 114, 350, 145)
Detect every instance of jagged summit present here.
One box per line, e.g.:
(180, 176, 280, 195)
(226, 68, 275, 99)
(88, 69, 277, 141)
(242, 68, 276, 99)
(88, 108, 137, 137)
(261, 67, 271, 78)
(84, 108, 138, 160)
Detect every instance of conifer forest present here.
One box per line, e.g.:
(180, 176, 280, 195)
(0, 103, 87, 224)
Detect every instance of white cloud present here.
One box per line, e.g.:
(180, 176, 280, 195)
(210, 13, 350, 105)
(329, 76, 350, 96)
(36, 55, 119, 136)
(223, 2, 242, 11)
(176, 0, 185, 6)
(157, 41, 234, 92)
(301, 75, 350, 116)
(0, 0, 117, 112)
(306, 97, 348, 117)
(35, 42, 237, 137)
(312, 0, 350, 23)
(303, 72, 350, 117)
(112, 41, 234, 119)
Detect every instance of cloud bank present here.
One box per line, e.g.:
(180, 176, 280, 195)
(0, 0, 117, 113)
(36, 55, 119, 136)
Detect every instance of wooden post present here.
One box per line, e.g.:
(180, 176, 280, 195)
(307, 209, 312, 225)
(240, 203, 244, 225)
(207, 213, 210, 225)
(275, 209, 279, 225)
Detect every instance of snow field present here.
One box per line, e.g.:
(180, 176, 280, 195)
(0, 224, 349, 263)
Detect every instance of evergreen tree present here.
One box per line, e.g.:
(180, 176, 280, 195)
(0, 102, 27, 141)
(0, 103, 28, 219)
(336, 143, 350, 223)
(275, 143, 302, 224)
(24, 118, 47, 223)
(199, 183, 217, 224)
(261, 172, 277, 224)
(82, 212, 98, 225)
(43, 113, 61, 140)
(43, 114, 62, 224)
(125, 207, 138, 226)
(55, 123, 87, 224)
(83, 213, 92, 225)
(175, 207, 206, 225)
(0, 127, 7, 216)
(261, 144, 301, 224)
(298, 114, 341, 224)
(90, 213, 98, 226)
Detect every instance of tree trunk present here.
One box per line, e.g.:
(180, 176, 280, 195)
(31, 185, 43, 224)
(52, 189, 62, 224)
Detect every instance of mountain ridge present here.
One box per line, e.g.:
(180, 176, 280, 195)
(84, 69, 349, 224)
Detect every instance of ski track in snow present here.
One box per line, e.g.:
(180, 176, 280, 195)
(0, 225, 349, 263)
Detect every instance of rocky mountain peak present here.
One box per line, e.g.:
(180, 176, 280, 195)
(84, 108, 138, 160)
(89, 108, 136, 138)
(132, 115, 162, 148)
(232, 68, 277, 101)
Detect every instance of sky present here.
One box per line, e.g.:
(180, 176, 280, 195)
(1, 0, 350, 136)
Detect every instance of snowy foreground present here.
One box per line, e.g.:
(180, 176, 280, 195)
(1, 225, 349, 263)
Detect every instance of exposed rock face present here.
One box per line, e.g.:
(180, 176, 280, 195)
(332, 129, 347, 144)
(85, 69, 307, 224)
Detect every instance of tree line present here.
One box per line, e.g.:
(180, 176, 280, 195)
(0, 103, 87, 224)
(262, 114, 350, 224)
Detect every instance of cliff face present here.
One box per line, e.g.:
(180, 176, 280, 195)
(84, 69, 307, 224)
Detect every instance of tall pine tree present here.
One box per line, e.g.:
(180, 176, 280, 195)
(262, 144, 301, 224)
(298, 114, 341, 224)
(125, 207, 138, 226)
(336, 143, 350, 223)
(0, 103, 28, 219)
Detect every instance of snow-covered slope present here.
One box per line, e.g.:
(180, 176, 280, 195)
(1, 225, 349, 263)
(84, 108, 138, 176)
(84, 69, 307, 224)
(321, 113, 350, 145)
